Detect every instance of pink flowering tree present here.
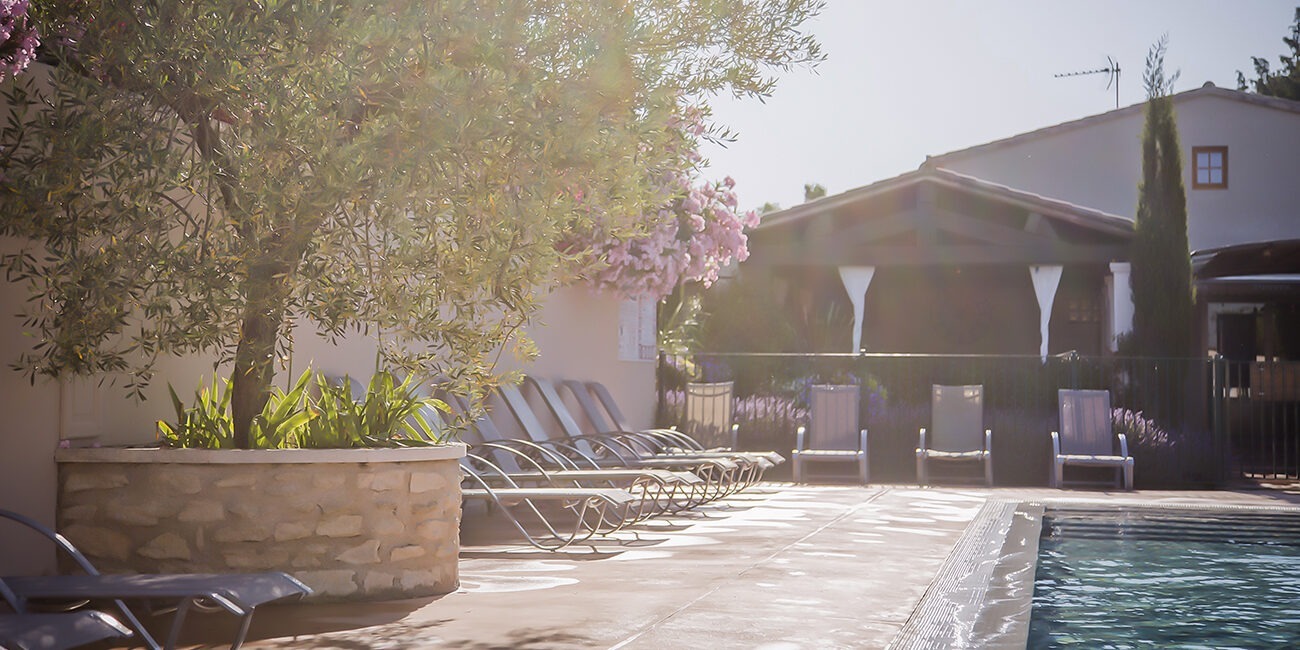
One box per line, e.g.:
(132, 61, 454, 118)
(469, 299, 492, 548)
(0, 0, 38, 82)
(585, 175, 759, 301)
(577, 110, 760, 302)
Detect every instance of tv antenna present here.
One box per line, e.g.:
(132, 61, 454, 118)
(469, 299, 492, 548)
(1055, 56, 1121, 109)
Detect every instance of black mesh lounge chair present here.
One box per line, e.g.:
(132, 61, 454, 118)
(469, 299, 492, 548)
(460, 457, 642, 550)
(572, 379, 785, 470)
(916, 385, 993, 486)
(1052, 389, 1134, 490)
(0, 510, 310, 650)
(493, 382, 719, 473)
(0, 610, 132, 650)
(525, 376, 773, 488)
(1, 576, 133, 650)
(493, 383, 743, 499)
(436, 394, 701, 516)
(561, 379, 701, 451)
(791, 384, 869, 484)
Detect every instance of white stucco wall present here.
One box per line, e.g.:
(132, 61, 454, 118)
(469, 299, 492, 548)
(0, 275, 648, 571)
(489, 286, 656, 438)
(0, 239, 61, 574)
(938, 89, 1300, 252)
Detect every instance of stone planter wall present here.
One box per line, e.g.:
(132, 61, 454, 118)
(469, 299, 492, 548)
(55, 445, 465, 601)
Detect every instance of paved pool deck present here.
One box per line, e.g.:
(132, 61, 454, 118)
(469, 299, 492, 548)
(163, 483, 1300, 649)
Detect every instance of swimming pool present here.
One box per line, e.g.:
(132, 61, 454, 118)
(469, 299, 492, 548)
(1029, 507, 1300, 648)
(890, 500, 1300, 649)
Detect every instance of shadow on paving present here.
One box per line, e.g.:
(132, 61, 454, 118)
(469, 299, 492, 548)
(95, 597, 444, 649)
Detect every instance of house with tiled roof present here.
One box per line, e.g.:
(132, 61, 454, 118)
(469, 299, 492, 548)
(746, 83, 1300, 360)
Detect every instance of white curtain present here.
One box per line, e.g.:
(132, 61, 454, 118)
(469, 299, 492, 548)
(838, 266, 876, 353)
(1029, 265, 1064, 360)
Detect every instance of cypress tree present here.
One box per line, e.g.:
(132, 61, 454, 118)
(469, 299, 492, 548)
(1130, 36, 1195, 359)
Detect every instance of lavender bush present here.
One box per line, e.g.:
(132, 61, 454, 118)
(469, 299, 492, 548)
(1113, 407, 1175, 453)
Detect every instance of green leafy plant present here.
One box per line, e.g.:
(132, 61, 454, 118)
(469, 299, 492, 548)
(158, 373, 237, 449)
(251, 370, 316, 449)
(158, 369, 450, 449)
(302, 372, 447, 448)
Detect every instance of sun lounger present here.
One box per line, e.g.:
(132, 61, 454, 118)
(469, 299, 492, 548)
(525, 376, 775, 491)
(917, 385, 993, 486)
(493, 382, 742, 499)
(460, 458, 643, 549)
(1, 509, 310, 650)
(0, 610, 132, 650)
(791, 384, 869, 484)
(1052, 389, 1135, 490)
(566, 379, 785, 468)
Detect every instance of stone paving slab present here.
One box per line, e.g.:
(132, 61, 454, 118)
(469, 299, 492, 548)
(123, 483, 1300, 649)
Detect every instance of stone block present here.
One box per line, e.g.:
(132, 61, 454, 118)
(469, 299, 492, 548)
(64, 472, 128, 492)
(225, 500, 264, 520)
(62, 525, 132, 562)
(214, 474, 258, 488)
(156, 472, 203, 495)
(362, 571, 397, 593)
(274, 522, 313, 542)
(371, 511, 405, 536)
(60, 504, 98, 522)
(416, 520, 452, 542)
(178, 501, 225, 523)
(291, 544, 329, 568)
(437, 564, 459, 588)
(409, 471, 448, 494)
(225, 549, 288, 569)
(313, 474, 347, 489)
(400, 569, 441, 591)
(106, 504, 160, 527)
(389, 545, 426, 563)
(137, 533, 191, 561)
(362, 470, 406, 492)
(264, 475, 313, 497)
(317, 515, 363, 538)
(297, 570, 358, 597)
(213, 523, 272, 543)
(336, 540, 381, 565)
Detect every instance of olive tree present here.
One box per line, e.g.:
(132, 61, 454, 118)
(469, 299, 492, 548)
(0, 0, 823, 447)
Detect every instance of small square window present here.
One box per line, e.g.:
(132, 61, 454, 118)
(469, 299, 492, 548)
(1192, 146, 1228, 189)
(1068, 298, 1099, 323)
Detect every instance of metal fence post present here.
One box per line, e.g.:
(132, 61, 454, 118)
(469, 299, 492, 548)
(1067, 351, 1081, 389)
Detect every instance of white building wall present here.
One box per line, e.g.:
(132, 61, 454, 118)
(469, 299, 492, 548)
(0, 239, 62, 574)
(0, 274, 646, 571)
(939, 89, 1300, 252)
(489, 286, 656, 439)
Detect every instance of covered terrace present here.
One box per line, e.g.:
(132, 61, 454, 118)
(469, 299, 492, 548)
(745, 167, 1135, 357)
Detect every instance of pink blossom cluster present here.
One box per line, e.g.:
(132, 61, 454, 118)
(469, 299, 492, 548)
(588, 174, 759, 300)
(576, 106, 761, 300)
(0, 0, 38, 82)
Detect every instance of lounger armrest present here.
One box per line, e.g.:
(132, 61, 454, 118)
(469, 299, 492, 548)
(917, 428, 927, 453)
(984, 429, 992, 453)
(860, 428, 869, 455)
(0, 510, 101, 577)
(570, 435, 636, 463)
(1050, 431, 1061, 458)
(795, 425, 807, 452)
(478, 443, 555, 477)
(1117, 432, 1130, 459)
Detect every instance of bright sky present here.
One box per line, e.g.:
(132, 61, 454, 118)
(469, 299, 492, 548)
(702, 1, 1297, 213)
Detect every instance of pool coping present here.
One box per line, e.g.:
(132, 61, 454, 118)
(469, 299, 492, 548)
(890, 497, 1300, 649)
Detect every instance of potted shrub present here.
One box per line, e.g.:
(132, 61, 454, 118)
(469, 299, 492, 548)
(57, 370, 466, 601)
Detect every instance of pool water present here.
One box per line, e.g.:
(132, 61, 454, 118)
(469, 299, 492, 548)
(1028, 507, 1300, 649)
